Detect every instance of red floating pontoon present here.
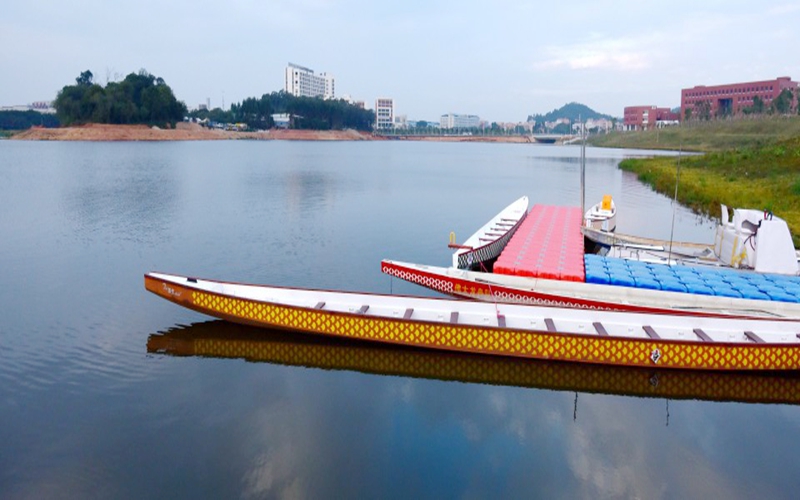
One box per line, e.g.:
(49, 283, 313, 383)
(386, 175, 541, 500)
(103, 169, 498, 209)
(494, 205, 584, 282)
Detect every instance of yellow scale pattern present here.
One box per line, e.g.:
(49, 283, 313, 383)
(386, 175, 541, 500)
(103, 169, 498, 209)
(191, 291, 800, 371)
(185, 337, 800, 405)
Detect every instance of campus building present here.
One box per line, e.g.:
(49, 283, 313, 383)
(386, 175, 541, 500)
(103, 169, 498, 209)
(681, 77, 797, 120)
(375, 98, 394, 130)
(440, 113, 481, 129)
(284, 63, 335, 99)
(623, 106, 679, 130)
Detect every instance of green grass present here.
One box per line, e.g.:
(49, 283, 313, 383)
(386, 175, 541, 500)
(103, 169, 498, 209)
(591, 116, 800, 152)
(619, 135, 800, 247)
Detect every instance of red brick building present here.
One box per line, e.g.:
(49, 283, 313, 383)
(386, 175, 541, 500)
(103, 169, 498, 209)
(623, 106, 679, 130)
(681, 76, 797, 120)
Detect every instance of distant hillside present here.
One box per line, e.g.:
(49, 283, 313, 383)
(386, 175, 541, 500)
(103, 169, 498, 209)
(528, 102, 613, 123)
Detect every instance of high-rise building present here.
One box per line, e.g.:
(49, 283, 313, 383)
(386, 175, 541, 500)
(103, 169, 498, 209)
(284, 63, 335, 99)
(375, 98, 394, 130)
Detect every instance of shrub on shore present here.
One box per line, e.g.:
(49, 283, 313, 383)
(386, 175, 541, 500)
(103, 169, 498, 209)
(619, 136, 800, 246)
(592, 116, 800, 153)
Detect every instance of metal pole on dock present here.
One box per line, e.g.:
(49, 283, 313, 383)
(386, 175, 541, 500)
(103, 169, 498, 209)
(667, 144, 682, 264)
(580, 115, 585, 217)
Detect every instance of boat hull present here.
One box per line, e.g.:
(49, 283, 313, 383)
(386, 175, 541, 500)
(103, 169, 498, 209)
(145, 273, 800, 371)
(381, 259, 800, 320)
(584, 199, 616, 232)
(453, 196, 528, 270)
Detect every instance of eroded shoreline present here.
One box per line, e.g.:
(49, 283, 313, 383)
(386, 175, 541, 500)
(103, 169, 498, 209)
(10, 123, 535, 143)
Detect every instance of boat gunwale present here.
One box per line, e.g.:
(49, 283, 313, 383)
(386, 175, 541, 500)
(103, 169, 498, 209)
(453, 196, 528, 268)
(145, 272, 800, 353)
(381, 259, 800, 322)
(583, 226, 718, 251)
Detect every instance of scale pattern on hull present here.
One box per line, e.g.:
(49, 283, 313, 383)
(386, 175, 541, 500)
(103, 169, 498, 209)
(456, 209, 527, 270)
(382, 261, 612, 311)
(184, 288, 800, 371)
(149, 326, 800, 404)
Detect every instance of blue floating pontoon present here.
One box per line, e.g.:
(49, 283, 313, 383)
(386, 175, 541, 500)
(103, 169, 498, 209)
(584, 255, 800, 303)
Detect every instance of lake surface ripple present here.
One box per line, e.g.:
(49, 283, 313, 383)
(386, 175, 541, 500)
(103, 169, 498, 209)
(1, 140, 797, 499)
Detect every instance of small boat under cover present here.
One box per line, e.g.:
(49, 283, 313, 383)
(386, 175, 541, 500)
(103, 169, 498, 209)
(145, 272, 800, 371)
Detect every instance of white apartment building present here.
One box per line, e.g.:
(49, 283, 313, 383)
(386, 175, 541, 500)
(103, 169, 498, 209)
(375, 98, 394, 130)
(440, 113, 480, 129)
(284, 63, 335, 99)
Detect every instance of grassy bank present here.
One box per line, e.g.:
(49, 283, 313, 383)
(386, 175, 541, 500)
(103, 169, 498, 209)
(591, 116, 800, 152)
(619, 135, 800, 246)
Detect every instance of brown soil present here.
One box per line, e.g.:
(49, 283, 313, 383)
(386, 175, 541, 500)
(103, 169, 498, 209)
(11, 123, 383, 142)
(11, 123, 533, 143)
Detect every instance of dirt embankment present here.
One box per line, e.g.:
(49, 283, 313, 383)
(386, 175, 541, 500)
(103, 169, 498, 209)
(11, 123, 536, 143)
(11, 123, 382, 142)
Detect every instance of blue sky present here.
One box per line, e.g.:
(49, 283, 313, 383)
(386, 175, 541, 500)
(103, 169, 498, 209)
(2, 0, 799, 121)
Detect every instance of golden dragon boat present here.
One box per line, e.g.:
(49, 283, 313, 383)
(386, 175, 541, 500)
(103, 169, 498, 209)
(145, 272, 800, 371)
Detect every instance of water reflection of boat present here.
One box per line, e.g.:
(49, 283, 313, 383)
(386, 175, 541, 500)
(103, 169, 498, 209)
(144, 272, 800, 371)
(147, 321, 800, 406)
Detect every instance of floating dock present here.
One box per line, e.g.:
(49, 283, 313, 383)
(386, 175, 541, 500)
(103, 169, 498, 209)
(585, 254, 800, 302)
(494, 204, 585, 281)
(492, 204, 800, 303)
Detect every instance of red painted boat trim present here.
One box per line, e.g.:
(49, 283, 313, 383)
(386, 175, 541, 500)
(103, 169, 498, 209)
(380, 260, 789, 320)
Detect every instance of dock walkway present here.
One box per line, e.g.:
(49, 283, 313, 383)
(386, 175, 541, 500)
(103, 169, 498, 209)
(494, 205, 585, 281)
(493, 203, 800, 302)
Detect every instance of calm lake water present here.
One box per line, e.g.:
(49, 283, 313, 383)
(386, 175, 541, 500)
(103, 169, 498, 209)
(1, 140, 799, 499)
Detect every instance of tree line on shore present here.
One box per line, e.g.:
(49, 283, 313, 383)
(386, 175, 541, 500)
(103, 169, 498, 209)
(0, 110, 60, 130)
(14, 69, 800, 133)
(190, 92, 375, 132)
(53, 70, 187, 127)
(47, 69, 374, 132)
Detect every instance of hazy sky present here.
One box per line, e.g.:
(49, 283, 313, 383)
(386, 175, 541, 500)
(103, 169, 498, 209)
(2, 1, 799, 122)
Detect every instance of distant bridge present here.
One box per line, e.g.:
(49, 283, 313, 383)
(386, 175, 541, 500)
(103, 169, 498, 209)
(531, 134, 577, 144)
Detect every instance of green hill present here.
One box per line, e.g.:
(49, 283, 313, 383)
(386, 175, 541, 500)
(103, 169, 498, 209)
(528, 102, 613, 123)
